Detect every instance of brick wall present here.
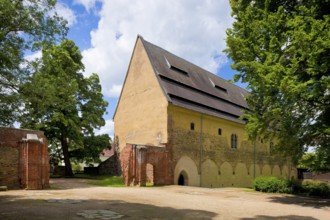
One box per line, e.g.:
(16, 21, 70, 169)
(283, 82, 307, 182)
(0, 127, 49, 189)
(120, 144, 172, 186)
(0, 147, 19, 188)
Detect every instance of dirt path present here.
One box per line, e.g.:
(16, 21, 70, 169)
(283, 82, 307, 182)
(0, 178, 329, 219)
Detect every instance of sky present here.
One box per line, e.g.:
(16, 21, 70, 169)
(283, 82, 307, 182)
(51, 0, 242, 138)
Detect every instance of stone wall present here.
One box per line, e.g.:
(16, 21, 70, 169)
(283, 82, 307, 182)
(98, 153, 121, 175)
(0, 127, 50, 189)
(113, 38, 168, 152)
(168, 106, 296, 188)
(170, 127, 295, 187)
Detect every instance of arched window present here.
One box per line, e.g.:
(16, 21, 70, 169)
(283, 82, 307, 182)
(231, 134, 237, 149)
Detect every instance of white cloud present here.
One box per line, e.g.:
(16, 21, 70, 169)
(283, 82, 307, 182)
(81, 0, 233, 99)
(73, 0, 97, 12)
(95, 119, 114, 138)
(55, 2, 76, 26)
(104, 84, 122, 98)
(25, 51, 42, 62)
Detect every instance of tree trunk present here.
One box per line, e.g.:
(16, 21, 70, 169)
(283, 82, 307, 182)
(61, 137, 73, 176)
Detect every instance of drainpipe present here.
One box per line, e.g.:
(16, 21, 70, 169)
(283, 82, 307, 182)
(200, 114, 203, 187)
(26, 141, 29, 189)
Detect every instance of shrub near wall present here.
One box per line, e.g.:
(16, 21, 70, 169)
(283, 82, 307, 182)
(302, 180, 330, 198)
(253, 176, 293, 193)
(253, 176, 330, 198)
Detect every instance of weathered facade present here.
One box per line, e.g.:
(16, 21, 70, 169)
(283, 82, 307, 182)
(114, 36, 296, 187)
(0, 127, 49, 189)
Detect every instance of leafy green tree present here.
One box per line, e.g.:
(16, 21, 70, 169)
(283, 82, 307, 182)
(20, 39, 109, 176)
(225, 0, 330, 162)
(0, 0, 67, 126)
(71, 134, 112, 166)
(299, 152, 330, 171)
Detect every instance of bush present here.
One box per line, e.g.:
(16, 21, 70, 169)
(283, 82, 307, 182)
(253, 176, 330, 198)
(302, 180, 330, 198)
(253, 176, 293, 194)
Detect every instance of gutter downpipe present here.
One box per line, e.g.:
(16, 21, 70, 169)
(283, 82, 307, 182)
(26, 141, 29, 189)
(200, 114, 203, 187)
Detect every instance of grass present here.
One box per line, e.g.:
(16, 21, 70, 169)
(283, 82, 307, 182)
(88, 175, 125, 187)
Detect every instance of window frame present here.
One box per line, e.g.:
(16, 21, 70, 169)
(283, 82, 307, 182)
(231, 134, 238, 149)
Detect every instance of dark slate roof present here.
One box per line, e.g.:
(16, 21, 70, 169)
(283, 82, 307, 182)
(141, 36, 249, 124)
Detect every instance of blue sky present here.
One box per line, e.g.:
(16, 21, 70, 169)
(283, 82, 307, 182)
(51, 0, 243, 138)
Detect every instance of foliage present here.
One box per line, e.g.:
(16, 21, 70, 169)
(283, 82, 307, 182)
(0, 0, 67, 126)
(253, 176, 330, 198)
(225, 0, 330, 163)
(88, 176, 125, 187)
(298, 152, 330, 171)
(20, 39, 108, 176)
(71, 134, 111, 165)
(301, 180, 330, 197)
(71, 164, 83, 172)
(253, 176, 293, 193)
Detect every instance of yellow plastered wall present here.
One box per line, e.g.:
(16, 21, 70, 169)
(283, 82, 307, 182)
(169, 105, 295, 188)
(114, 38, 168, 151)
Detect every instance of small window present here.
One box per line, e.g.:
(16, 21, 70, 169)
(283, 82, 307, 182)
(190, 123, 195, 130)
(218, 128, 222, 135)
(209, 78, 227, 93)
(170, 65, 188, 75)
(214, 85, 227, 93)
(164, 56, 188, 75)
(231, 134, 237, 149)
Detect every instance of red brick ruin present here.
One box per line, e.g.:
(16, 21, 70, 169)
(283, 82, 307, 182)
(0, 127, 50, 189)
(120, 144, 173, 186)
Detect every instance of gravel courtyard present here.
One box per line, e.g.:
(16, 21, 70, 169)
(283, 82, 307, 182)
(0, 178, 329, 219)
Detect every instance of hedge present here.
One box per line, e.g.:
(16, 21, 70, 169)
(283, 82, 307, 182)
(253, 176, 330, 198)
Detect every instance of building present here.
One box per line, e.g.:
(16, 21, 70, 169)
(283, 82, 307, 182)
(114, 36, 296, 187)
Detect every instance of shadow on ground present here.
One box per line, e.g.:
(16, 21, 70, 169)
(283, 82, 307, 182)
(268, 195, 330, 209)
(0, 195, 217, 220)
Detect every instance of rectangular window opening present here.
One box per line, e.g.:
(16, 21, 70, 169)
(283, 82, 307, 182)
(218, 128, 222, 135)
(190, 123, 195, 131)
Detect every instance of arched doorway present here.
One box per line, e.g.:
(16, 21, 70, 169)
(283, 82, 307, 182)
(146, 163, 154, 186)
(178, 170, 188, 186)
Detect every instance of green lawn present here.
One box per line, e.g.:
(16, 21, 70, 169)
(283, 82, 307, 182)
(87, 175, 126, 187)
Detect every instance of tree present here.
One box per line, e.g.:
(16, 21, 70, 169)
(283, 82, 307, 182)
(298, 150, 330, 171)
(225, 0, 330, 163)
(20, 39, 109, 176)
(0, 0, 67, 126)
